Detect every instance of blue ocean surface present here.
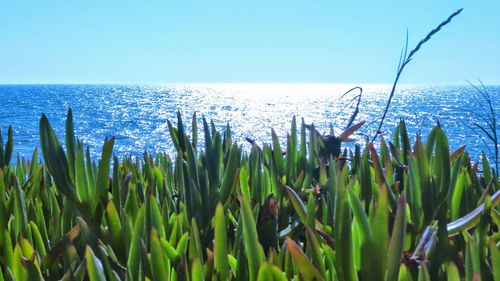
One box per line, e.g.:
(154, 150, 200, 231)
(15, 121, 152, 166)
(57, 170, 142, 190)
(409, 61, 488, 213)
(0, 84, 498, 164)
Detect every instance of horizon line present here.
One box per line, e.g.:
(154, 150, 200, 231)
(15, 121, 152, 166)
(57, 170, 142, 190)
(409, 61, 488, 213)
(1, 82, 497, 87)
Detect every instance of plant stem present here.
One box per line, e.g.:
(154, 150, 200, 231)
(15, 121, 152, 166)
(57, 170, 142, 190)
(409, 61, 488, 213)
(372, 8, 463, 142)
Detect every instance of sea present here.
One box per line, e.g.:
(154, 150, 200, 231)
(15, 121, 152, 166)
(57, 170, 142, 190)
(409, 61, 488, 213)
(0, 84, 498, 165)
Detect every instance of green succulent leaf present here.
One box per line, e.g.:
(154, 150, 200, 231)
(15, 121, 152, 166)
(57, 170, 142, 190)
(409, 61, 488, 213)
(127, 205, 146, 280)
(66, 108, 76, 181)
(85, 246, 106, 281)
(284, 185, 307, 226)
(219, 144, 240, 205)
(286, 237, 324, 281)
(39, 113, 76, 201)
(240, 195, 265, 281)
(95, 137, 115, 206)
(489, 238, 500, 281)
(191, 257, 204, 281)
(214, 202, 229, 280)
(150, 229, 169, 281)
(41, 224, 81, 269)
(13, 244, 28, 281)
(386, 194, 407, 281)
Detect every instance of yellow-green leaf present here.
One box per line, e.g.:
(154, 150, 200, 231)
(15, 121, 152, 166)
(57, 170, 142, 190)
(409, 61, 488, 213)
(446, 261, 460, 281)
(386, 194, 407, 281)
(257, 262, 273, 281)
(284, 185, 307, 226)
(490, 238, 500, 281)
(286, 237, 324, 281)
(150, 229, 169, 281)
(214, 202, 229, 280)
(240, 195, 265, 281)
(397, 263, 414, 281)
(86, 246, 106, 281)
(13, 244, 28, 281)
(191, 257, 204, 281)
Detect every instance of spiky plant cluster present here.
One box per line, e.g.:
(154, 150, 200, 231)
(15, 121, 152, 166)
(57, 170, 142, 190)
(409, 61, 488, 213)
(0, 109, 498, 281)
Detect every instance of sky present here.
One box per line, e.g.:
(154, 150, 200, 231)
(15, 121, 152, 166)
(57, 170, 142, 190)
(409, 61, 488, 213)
(0, 1, 499, 84)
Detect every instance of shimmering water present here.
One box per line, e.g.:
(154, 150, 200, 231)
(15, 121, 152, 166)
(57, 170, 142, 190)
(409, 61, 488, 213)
(0, 84, 498, 164)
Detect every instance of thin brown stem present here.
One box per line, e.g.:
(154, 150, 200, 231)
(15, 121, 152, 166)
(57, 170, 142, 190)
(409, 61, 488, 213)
(372, 8, 463, 142)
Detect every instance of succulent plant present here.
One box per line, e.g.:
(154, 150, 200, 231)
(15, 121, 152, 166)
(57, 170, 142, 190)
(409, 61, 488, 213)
(0, 108, 498, 281)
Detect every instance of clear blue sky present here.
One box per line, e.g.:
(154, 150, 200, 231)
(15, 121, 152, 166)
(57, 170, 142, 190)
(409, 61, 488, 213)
(0, 1, 499, 84)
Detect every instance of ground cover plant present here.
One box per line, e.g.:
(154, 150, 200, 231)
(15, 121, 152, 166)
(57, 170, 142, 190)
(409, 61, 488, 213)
(0, 107, 498, 281)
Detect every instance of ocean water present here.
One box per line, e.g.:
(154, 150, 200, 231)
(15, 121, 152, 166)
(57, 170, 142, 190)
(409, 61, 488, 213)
(0, 84, 498, 164)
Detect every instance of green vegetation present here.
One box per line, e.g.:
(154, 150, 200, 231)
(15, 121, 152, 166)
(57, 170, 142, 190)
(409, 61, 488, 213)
(467, 81, 499, 173)
(0, 108, 498, 281)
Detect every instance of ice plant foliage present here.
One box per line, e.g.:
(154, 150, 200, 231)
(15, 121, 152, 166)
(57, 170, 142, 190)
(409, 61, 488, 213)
(0, 109, 498, 281)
